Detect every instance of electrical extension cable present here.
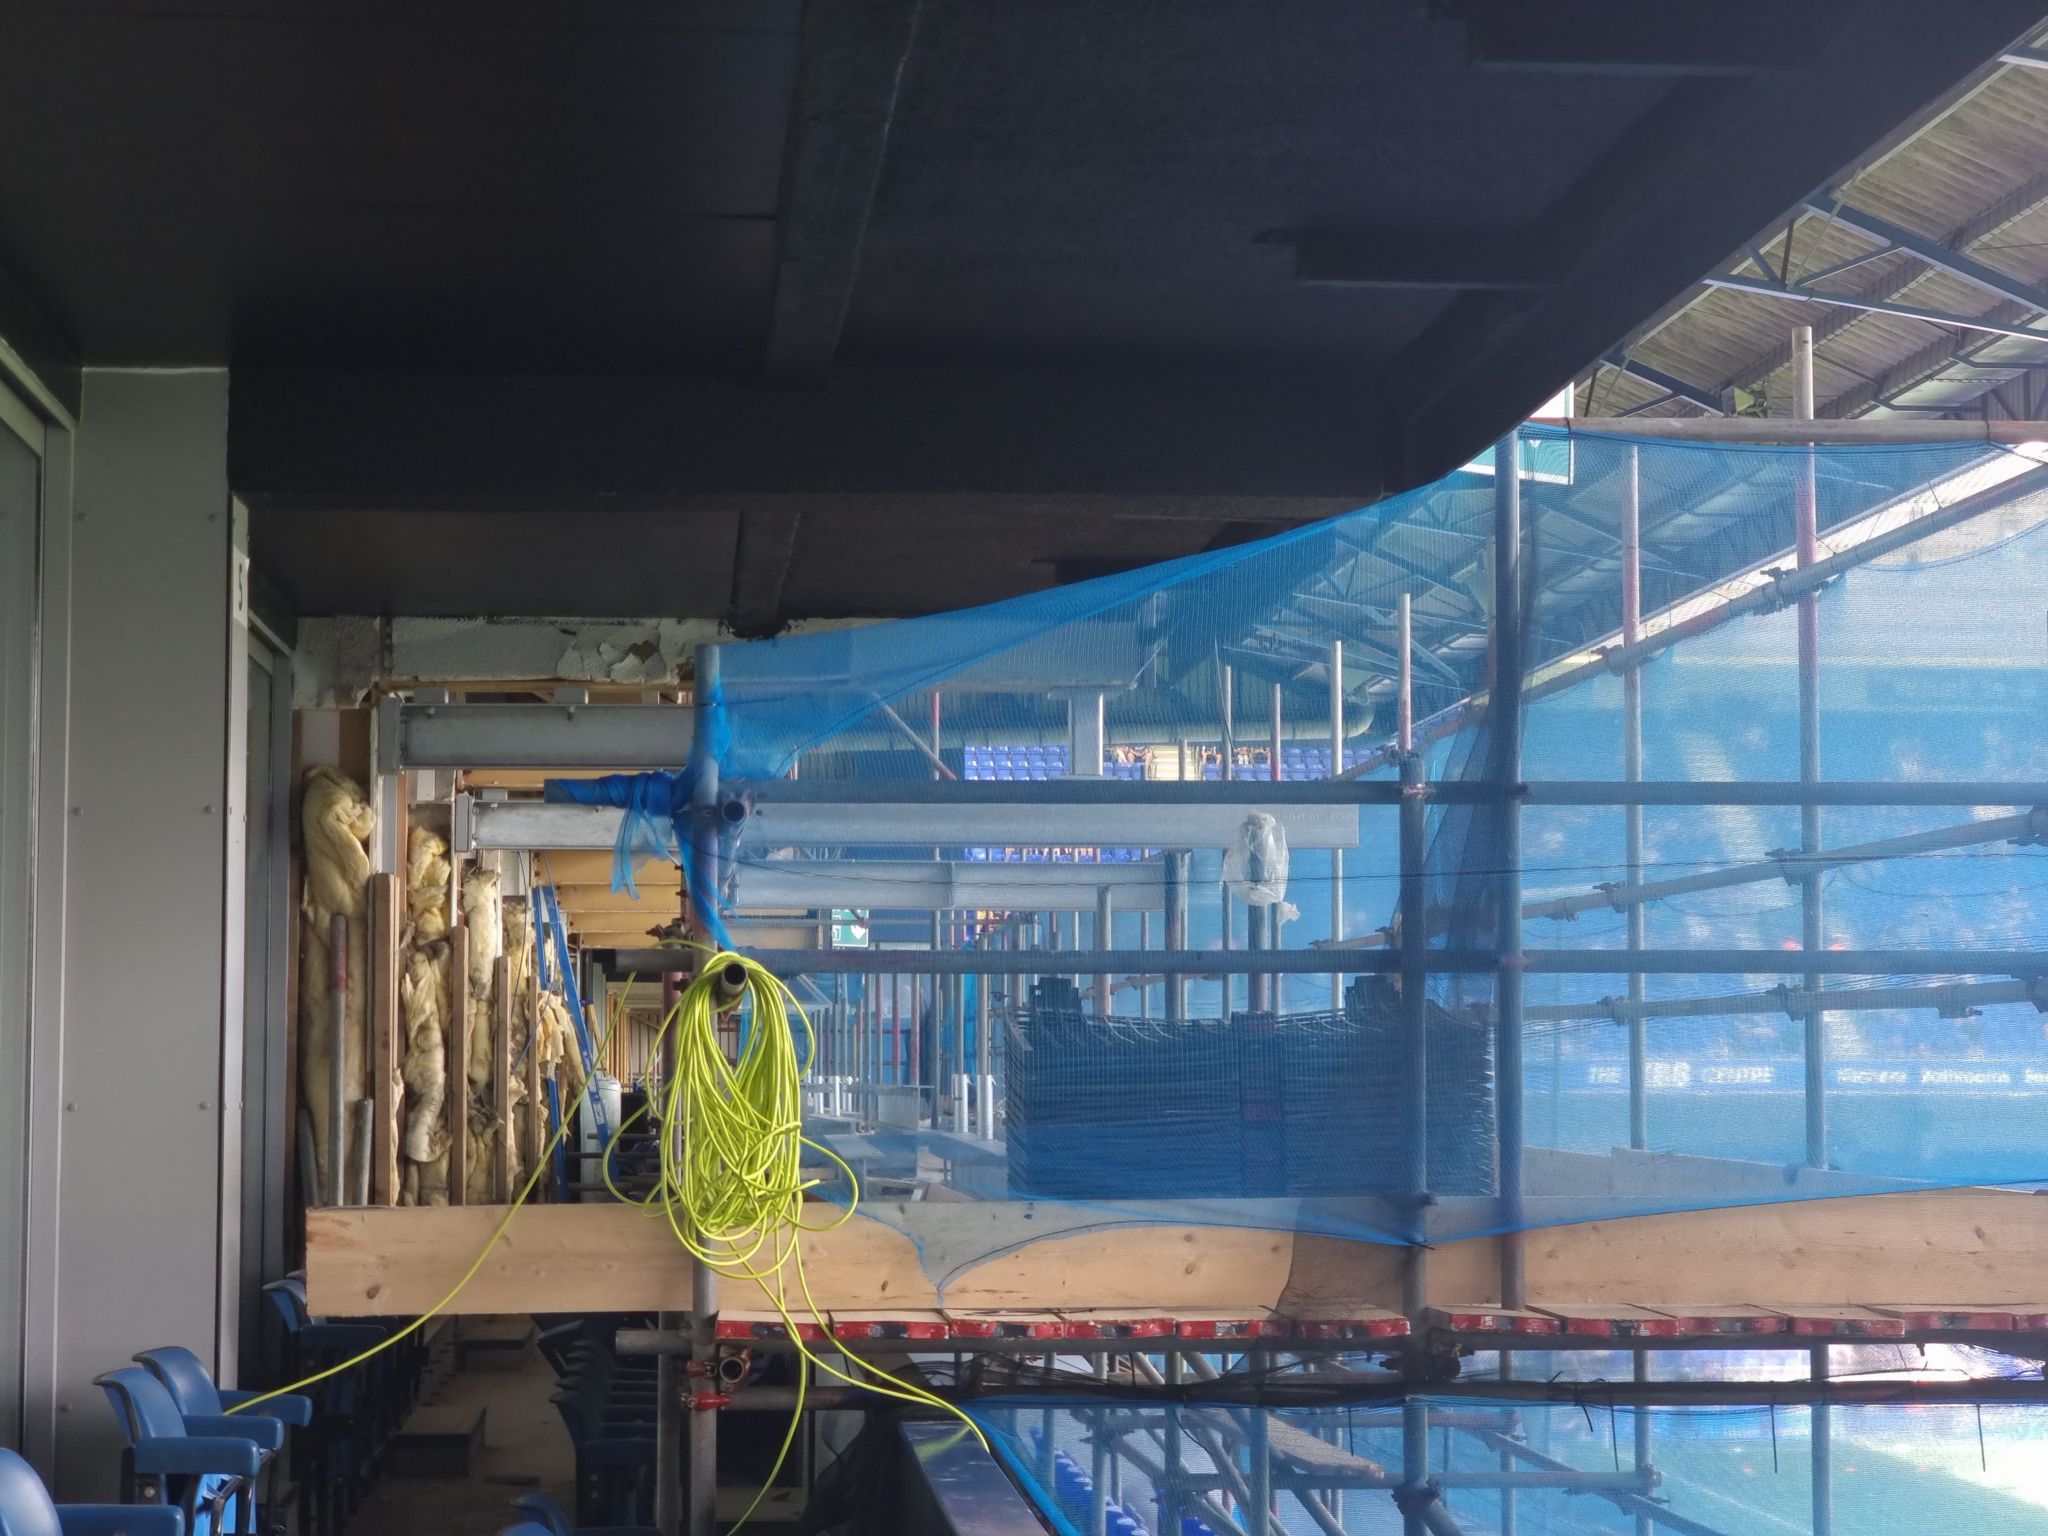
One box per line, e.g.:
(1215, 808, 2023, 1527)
(610, 950, 989, 1529)
(235, 944, 983, 1535)
(228, 970, 645, 1418)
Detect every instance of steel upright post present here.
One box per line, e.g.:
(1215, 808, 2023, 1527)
(1812, 1346, 1833, 1536)
(1268, 680, 1284, 1013)
(1163, 1354, 1184, 1531)
(1622, 445, 1648, 1150)
(1167, 852, 1190, 1022)
(684, 643, 723, 1536)
(656, 963, 685, 1536)
(1498, 1353, 1517, 1536)
(1220, 659, 1238, 1013)
(1094, 885, 1114, 1016)
(1794, 326, 1828, 1169)
(1398, 594, 1429, 1317)
(1220, 658, 1236, 775)
(1250, 1397, 1273, 1536)
(1138, 910, 1152, 1019)
(1493, 433, 1527, 1306)
(1633, 1352, 1652, 1536)
(1401, 1400, 1430, 1536)
(1330, 638, 1346, 1011)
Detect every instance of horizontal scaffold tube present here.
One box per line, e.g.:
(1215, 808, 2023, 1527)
(731, 778, 2048, 808)
(1528, 808, 2047, 921)
(1321, 809, 2048, 950)
(602, 946, 2048, 977)
(1525, 977, 2037, 1025)
(1463, 1428, 1728, 1536)
(1561, 417, 2048, 443)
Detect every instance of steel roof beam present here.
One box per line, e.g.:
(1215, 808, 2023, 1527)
(1804, 193, 2048, 313)
(1599, 351, 1725, 413)
(1699, 270, 2048, 345)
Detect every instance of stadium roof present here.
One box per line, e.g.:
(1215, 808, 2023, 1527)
(1578, 24, 2048, 424)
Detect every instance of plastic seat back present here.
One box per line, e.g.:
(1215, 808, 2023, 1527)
(96, 1367, 190, 1447)
(0, 1450, 62, 1536)
(135, 1348, 225, 1418)
(261, 1277, 309, 1332)
(510, 1493, 572, 1536)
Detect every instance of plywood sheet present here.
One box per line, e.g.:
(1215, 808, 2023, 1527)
(306, 1203, 936, 1316)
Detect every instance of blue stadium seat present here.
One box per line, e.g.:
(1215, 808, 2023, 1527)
(0, 1449, 183, 1536)
(94, 1369, 260, 1536)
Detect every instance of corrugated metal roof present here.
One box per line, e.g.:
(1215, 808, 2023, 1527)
(1578, 33, 2048, 423)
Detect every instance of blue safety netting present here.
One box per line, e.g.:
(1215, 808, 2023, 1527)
(966, 1391, 2048, 1536)
(546, 429, 2048, 1255)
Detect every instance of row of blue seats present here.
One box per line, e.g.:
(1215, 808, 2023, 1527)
(258, 1274, 429, 1536)
(961, 846, 1150, 863)
(969, 764, 1148, 781)
(0, 1345, 313, 1536)
(3, 1273, 430, 1536)
(962, 744, 1374, 774)
(963, 746, 1070, 767)
(538, 1318, 659, 1530)
(1025, 1427, 1218, 1536)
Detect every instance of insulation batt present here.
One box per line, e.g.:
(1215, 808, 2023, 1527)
(501, 896, 534, 1189)
(298, 766, 373, 1200)
(461, 869, 504, 1204)
(399, 825, 452, 1205)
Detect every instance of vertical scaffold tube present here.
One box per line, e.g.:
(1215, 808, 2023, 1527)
(1330, 638, 1346, 1011)
(685, 643, 721, 1536)
(1812, 1345, 1833, 1536)
(1268, 680, 1283, 1013)
(1397, 591, 1427, 1315)
(1633, 1352, 1652, 1536)
(656, 965, 684, 1536)
(1399, 748, 1429, 1316)
(1095, 885, 1114, 1015)
(1794, 325, 1828, 1170)
(1492, 433, 1527, 1306)
(1167, 852, 1190, 1022)
(1401, 1400, 1430, 1536)
(1621, 446, 1647, 1151)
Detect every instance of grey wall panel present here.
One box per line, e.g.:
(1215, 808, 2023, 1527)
(0, 400, 40, 1452)
(50, 372, 231, 1495)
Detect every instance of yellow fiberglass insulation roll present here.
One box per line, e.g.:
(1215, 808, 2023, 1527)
(501, 895, 534, 1189)
(399, 826, 453, 1206)
(538, 989, 583, 1105)
(460, 868, 504, 1204)
(298, 766, 374, 1201)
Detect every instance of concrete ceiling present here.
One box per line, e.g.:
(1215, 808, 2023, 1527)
(3, 0, 2042, 628)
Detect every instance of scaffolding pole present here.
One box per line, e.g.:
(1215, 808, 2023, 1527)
(1793, 327, 1828, 1174)
(685, 643, 721, 1536)
(1493, 433, 1527, 1307)
(1633, 1354, 1652, 1536)
(1167, 852, 1190, 1022)
(613, 944, 2048, 977)
(1621, 444, 1647, 1151)
(1464, 1429, 1732, 1536)
(1330, 637, 1346, 1012)
(1812, 1346, 1833, 1536)
(1094, 885, 1114, 1016)
(1527, 975, 2034, 1025)
(1497, 1355, 1516, 1536)
(1401, 1398, 1431, 1536)
(1523, 809, 2047, 923)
